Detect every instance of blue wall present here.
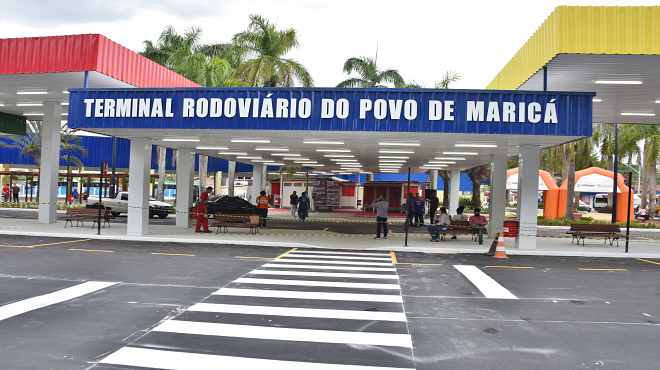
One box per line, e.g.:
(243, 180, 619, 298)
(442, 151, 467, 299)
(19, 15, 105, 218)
(0, 135, 252, 173)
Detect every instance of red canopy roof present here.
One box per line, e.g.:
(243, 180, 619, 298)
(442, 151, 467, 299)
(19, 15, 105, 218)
(0, 34, 199, 88)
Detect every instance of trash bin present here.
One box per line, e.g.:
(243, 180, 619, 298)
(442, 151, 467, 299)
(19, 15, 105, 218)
(503, 220, 519, 237)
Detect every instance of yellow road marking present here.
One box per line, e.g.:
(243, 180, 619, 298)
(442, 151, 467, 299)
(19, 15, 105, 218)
(29, 238, 92, 248)
(151, 252, 195, 257)
(637, 258, 660, 267)
(68, 248, 114, 253)
(0, 238, 92, 249)
(276, 247, 298, 259)
(389, 251, 398, 265)
(578, 268, 627, 272)
(484, 265, 534, 269)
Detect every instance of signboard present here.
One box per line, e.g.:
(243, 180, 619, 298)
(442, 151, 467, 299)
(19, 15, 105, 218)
(506, 172, 549, 191)
(575, 173, 620, 193)
(68, 88, 594, 137)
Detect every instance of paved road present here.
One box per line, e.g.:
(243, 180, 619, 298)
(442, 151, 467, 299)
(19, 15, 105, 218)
(0, 235, 659, 369)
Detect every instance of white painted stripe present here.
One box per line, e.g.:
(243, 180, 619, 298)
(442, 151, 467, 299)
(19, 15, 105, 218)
(235, 277, 400, 290)
(276, 258, 392, 266)
(0, 281, 118, 321)
(101, 347, 416, 370)
(263, 263, 396, 272)
(154, 320, 412, 348)
(287, 254, 393, 261)
(250, 270, 399, 280)
(453, 265, 518, 300)
(214, 288, 403, 303)
(187, 303, 407, 321)
(295, 250, 390, 257)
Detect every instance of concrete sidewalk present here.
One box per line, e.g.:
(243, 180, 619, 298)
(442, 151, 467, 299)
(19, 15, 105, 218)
(0, 218, 658, 259)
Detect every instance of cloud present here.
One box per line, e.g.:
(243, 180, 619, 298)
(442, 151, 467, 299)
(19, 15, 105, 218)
(0, 0, 221, 26)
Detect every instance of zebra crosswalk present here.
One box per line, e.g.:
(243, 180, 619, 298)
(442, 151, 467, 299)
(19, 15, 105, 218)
(98, 248, 416, 370)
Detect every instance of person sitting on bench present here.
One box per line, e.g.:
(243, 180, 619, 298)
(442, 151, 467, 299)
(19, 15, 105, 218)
(469, 208, 488, 244)
(428, 207, 450, 242)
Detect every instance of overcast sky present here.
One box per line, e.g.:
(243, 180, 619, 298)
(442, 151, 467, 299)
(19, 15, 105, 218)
(1, 0, 655, 88)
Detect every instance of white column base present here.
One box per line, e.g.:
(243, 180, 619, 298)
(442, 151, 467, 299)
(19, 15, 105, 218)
(38, 102, 62, 224)
(176, 149, 194, 228)
(515, 145, 540, 249)
(126, 139, 151, 236)
(489, 154, 507, 237)
(449, 170, 460, 214)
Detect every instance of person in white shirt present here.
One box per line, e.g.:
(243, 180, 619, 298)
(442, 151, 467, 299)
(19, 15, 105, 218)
(370, 196, 390, 239)
(428, 207, 450, 242)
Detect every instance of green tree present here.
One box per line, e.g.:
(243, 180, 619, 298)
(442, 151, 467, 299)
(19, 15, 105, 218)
(466, 165, 489, 208)
(434, 71, 462, 89)
(142, 26, 235, 87)
(233, 15, 313, 87)
(337, 56, 404, 88)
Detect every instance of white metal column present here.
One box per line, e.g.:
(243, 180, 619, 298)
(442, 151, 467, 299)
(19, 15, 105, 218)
(126, 139, 151, 236)
(489, 154, 507, 236)
(250, 164, 264, 201)
(227, 160, 236, 196)
(516, 145, 540, 249)
(449, 169, 461, 214)
(175, 149, 194, 228)
(429, 170, 438, 191)
(198, 155, 208, 191)
(38, 101, 62, 224)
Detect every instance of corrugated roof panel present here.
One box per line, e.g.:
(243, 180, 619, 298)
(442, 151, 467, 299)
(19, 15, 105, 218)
(488, 6, 660, 90)
(0, 34, 198, 88)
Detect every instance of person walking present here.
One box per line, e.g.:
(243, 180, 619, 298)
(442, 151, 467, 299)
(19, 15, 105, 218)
(428, 194, 439, 224)
(289, 191, 299, 217)
(195, 186, 212, 233)
(72, 188, 79, 204)
(256, 190, 269, 227)
(370, 196, 389, 239)
(297, 191, 310, 221)
(12, 184, 20, 203)
(414, 194, 425, 227)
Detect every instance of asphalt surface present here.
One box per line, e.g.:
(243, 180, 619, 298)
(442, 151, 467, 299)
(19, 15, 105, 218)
(0, 234, 658, 369)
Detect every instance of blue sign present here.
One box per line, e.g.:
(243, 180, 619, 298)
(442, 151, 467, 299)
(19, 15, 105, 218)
(68, 88, 594, 137)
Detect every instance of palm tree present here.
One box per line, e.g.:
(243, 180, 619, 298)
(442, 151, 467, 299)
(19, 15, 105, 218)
(142, 26, 235, 87)
(233, 15, 313, 87)
(435, 71, 462, 89)
(337, 57, 404, 88)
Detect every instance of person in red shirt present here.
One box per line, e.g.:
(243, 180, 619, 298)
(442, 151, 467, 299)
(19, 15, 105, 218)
(195, 186, 213, 233)
(256, 190, 269, 227)
(2, 184, 9, 202)
(469, 208, 488, 244)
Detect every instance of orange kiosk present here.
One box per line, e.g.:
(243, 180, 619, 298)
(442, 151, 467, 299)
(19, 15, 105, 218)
(558, 167, 634, 223)
(506, 168, 560, 220)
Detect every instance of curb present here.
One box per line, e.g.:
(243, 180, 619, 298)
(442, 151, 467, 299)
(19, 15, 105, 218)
(1, 229, 659, 259)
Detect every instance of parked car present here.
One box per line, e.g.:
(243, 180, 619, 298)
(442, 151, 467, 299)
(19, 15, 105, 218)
(88, 191, 173, 218)
(205, 195, 259, 215)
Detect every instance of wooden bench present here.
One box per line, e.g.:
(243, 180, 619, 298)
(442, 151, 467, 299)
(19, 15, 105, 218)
(64, 207, 112, 228)
(445, 220, 488, 244)
(210, 214, 260, 234)
(566, 223, 622, 246)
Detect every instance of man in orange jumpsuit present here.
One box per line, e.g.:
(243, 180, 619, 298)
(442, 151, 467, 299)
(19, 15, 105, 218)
(195, 186, 212, 233)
